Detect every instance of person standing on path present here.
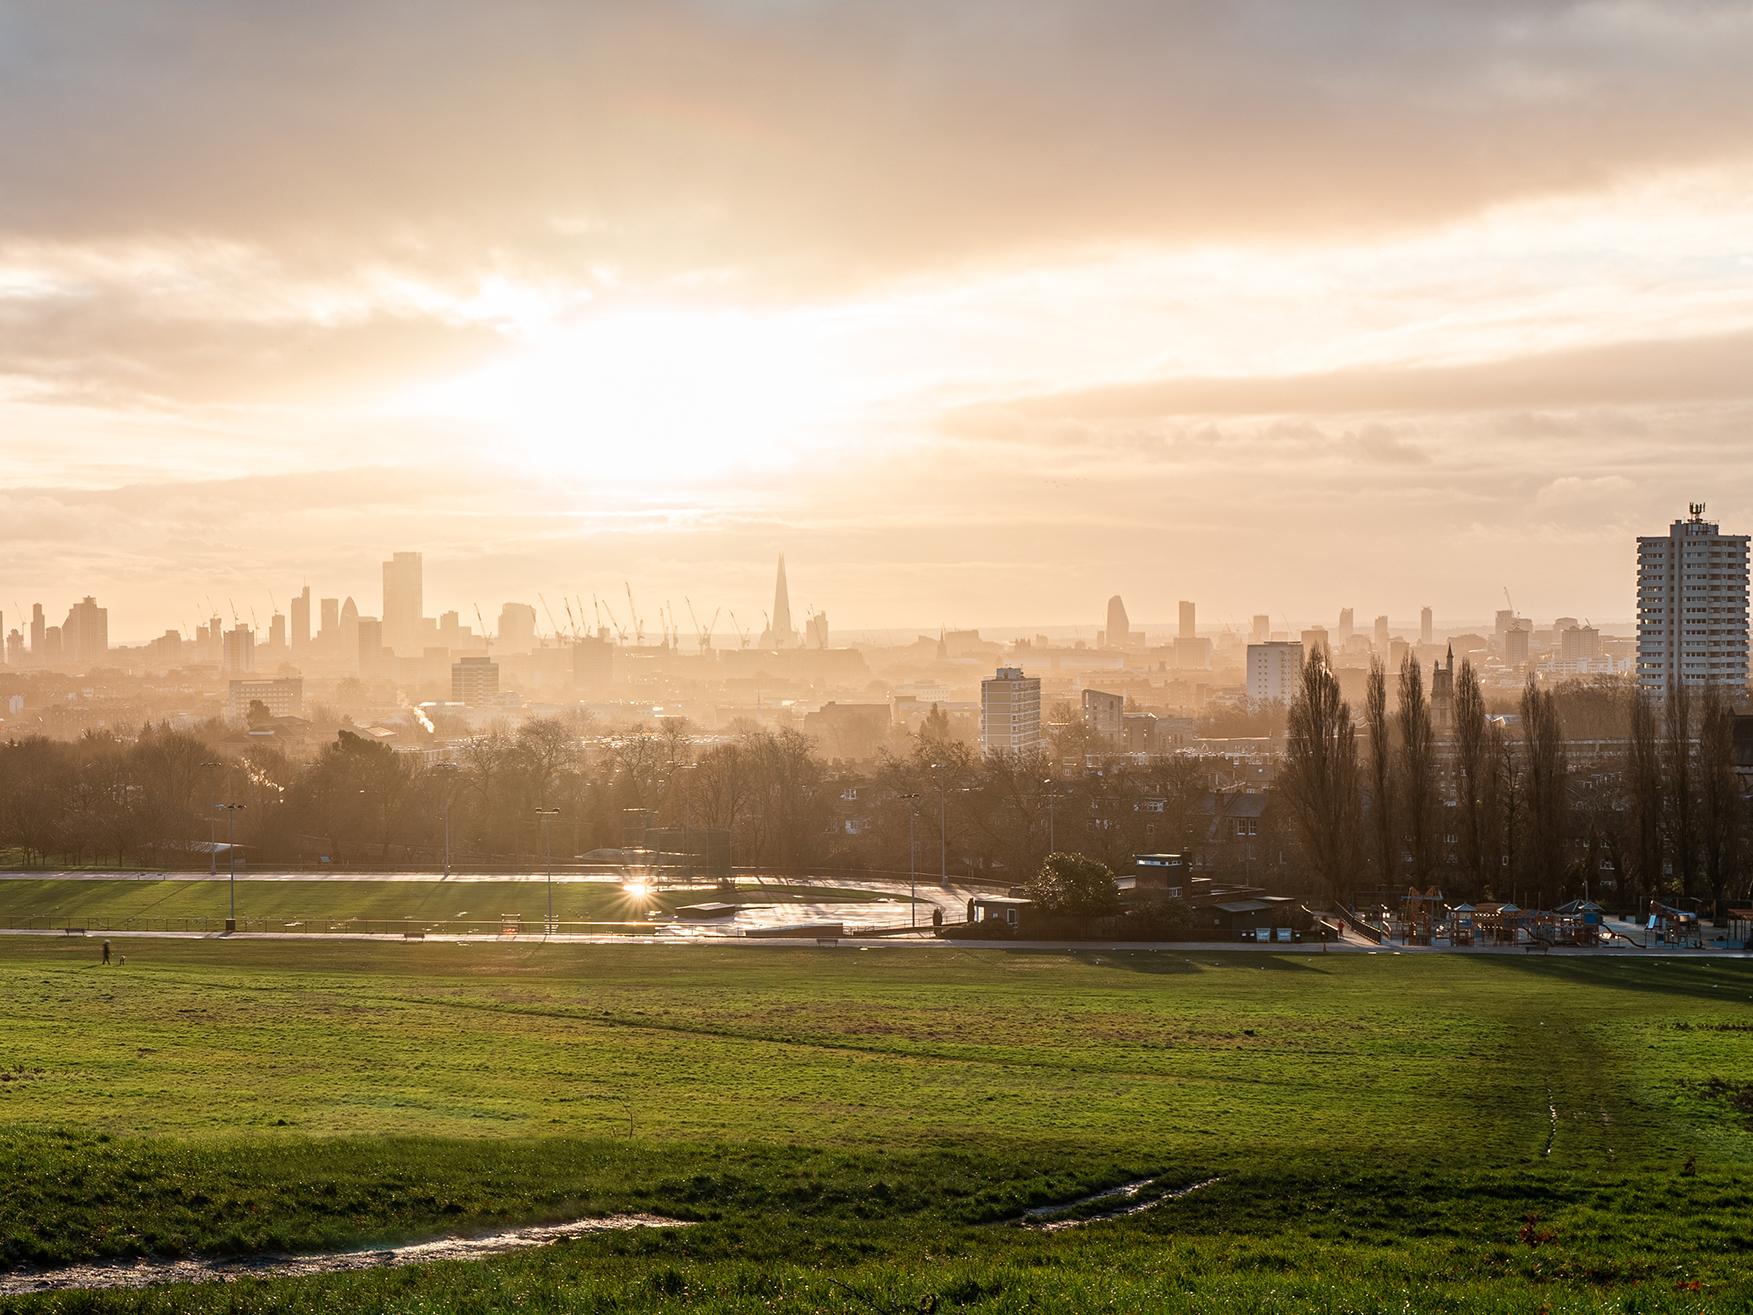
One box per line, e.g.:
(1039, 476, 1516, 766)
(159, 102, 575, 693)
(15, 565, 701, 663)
(101, 939, 111, 965)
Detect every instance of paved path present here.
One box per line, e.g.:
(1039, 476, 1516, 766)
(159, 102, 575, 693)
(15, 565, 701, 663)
(5, 926, 1748, 956)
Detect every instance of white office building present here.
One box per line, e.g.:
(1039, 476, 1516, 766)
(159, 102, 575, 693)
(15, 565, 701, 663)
(980, 666, 1042, 757)
(1636, 504, 1750, 692)
(1246, 641, 1303, 704)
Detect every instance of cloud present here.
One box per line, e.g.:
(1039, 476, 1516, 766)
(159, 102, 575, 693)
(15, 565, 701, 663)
(2, 2, 1752, 287)
(0, 294, 513, 408)
(946, 326, 1753, 427)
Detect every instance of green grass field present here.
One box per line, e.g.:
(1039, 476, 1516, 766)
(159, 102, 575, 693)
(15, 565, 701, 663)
(1, 939, 1750, 1311)
(0, 878, 888, 931)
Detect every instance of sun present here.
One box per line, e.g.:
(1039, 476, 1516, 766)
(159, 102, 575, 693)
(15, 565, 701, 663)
(413, 306, 849, 483)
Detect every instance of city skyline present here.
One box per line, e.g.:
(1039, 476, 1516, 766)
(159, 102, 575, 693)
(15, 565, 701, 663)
(5, 5, 1753, 631)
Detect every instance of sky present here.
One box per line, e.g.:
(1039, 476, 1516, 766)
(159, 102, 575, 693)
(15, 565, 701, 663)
(4, 0, 1753, 642)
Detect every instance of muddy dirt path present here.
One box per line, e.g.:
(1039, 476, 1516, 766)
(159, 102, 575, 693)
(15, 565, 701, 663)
(0, 1214, 691, 1295)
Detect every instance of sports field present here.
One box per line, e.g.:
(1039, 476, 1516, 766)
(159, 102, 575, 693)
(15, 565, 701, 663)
(1, 939, 1749, 1311)
(0, 877, 888, 931)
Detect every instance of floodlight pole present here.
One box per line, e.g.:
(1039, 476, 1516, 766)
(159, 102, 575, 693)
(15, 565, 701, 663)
(214, 802, 245, 931)
(535, 807, 561, 933)
(200, 760, 222, 876)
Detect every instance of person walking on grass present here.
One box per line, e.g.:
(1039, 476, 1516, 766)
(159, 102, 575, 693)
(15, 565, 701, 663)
(101, 939, 111, 965)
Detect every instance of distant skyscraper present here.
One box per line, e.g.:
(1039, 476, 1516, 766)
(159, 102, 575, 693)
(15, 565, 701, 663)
(1246, 642, 1302, 704)
(267, 613, 287, 654)
(319, 597, 339, 648)
(1301, 626, 1329, 659)
(1419, 605, 1434, 647)
(498, 602, 538, 654)
(1251, 614, 1271, 645)
(1178, 600, 1196, 641)
(805, 610, 830, 648)
(339, 597, 360, 672)
(1336, 607, 1354, 647)
(222, 625, 255, 675)
(357, 616, 384, 676)
(382, 551, 424, 655)
(290, 586, 311, 654)
(29, 604, 44, 664)
(765, 553, 795, 649)
(63, 596, 108, 670)
(1104, 595, 1132, 648)
(452, 655, 500, 706)
(1373, 615, 1390, 653)
(1637, 504, 1750, 691)
(980, 666, 1042, 757)
(1505, 626, 1530, 667)
(1494, 609, 1518, 650)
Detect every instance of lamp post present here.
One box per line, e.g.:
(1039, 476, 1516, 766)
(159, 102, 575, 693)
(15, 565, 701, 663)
(534, 807, 561, 933)
(898, 792, 921, 929)
(929, 763, 947, 886)
(1042, 777, 1058, 854)
(213, 802, 246, 931)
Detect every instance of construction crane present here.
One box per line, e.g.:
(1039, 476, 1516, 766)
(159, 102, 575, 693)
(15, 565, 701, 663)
(727, 611, 751, 649)
(591, 594, 608, 640)
(1503, 586, 1515, 616)
(624, 583, 644, 645)
(563, 598, 580, 638)
(473, 604, 492, 653)
(538, 593, 562, 640)
(600, 596, 628, 644)
(685, 598, 718, 653)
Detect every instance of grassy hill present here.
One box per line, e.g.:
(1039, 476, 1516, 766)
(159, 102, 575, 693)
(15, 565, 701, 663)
(1, 940, 1749, 1310)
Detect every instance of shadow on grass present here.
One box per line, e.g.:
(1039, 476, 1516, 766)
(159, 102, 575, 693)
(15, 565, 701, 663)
(1066, 951, 1333, 977)
(1486, 955, 1753, 1005)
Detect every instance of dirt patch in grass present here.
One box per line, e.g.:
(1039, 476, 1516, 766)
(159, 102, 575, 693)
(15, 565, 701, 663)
(1694, 1078, 1753, 1128)
(0, 1214, 692, 1296)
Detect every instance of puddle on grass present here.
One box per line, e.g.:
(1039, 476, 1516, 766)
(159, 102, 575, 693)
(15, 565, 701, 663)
(0, 1214, 691, 1295)
(1019, 1175, 1221, 1232)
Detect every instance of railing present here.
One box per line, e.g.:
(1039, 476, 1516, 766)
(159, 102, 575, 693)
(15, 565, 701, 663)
(1, 914, 671, 937)
(1331, 906, 1387, 944)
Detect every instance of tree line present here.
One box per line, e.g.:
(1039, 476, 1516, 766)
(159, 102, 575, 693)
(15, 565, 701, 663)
(1279, 652, 1747, 913)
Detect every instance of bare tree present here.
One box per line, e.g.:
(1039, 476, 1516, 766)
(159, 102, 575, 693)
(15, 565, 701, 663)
(1453, 660, 1488, 897)
(516, 717, 581, 808)
(1662, 680, 1700, 902)
(1281, 650, 1362, 904)
(1698, 681, 1740, 916)
(1363, 658, 1394, 888)
(1490, 720, 1521, 901)
(1519, 677, 1568, 908)
(1397, 656, 1436, 888)
(1627, 686, 1664, 914)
